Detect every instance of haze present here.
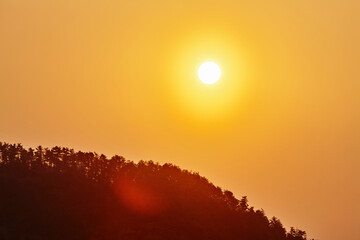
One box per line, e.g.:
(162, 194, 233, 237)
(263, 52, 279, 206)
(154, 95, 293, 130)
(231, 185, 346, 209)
(1, 1, 359, 239)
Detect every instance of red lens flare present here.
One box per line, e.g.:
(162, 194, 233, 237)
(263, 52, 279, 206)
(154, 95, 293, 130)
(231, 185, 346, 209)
(113, 175, 167, 216)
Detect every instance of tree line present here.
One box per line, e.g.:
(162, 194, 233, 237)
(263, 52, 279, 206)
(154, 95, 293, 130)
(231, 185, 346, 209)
(0, 142, 313, 240)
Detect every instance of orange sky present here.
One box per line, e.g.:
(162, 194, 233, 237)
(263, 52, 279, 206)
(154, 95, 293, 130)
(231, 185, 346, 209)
(1, 1, 359, 239)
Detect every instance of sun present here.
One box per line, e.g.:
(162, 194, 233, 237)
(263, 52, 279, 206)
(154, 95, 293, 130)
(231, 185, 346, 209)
(198, 61, 221, 84)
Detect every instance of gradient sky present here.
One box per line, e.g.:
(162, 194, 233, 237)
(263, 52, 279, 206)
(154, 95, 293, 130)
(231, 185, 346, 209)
(1, 1, 359, 239)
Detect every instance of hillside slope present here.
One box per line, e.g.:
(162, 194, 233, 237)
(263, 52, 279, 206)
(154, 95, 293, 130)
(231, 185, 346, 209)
(0, 142, 310, 240)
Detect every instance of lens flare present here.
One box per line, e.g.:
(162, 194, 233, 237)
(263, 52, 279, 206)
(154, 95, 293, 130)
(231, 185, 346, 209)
(113, 175, 167, 215)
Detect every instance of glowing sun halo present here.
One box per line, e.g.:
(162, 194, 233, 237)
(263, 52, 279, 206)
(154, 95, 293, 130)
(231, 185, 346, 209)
(198, 61, 221, 84)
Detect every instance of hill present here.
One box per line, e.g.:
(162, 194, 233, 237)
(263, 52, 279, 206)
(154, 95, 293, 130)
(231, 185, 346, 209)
(0, 142, 311, 240)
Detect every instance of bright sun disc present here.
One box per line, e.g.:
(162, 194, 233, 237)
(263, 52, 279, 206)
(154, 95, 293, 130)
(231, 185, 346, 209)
(198, 62, 221, 84)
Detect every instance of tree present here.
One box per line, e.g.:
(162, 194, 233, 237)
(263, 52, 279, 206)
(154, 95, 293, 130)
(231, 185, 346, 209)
(0, 141, 311, 240)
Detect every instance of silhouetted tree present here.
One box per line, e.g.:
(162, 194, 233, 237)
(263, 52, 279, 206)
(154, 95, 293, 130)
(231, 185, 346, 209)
(0, 141, 312, 240)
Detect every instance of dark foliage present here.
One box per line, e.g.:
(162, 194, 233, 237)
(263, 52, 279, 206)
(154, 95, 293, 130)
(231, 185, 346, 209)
(0, 142, 312, 240)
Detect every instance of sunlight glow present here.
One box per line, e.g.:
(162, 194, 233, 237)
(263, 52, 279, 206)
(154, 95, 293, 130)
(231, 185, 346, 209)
(166, 30, 250, 123)
(198, 62, 221, 84)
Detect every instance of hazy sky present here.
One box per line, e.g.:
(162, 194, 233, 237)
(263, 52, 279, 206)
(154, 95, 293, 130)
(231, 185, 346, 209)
(1, 1, 359, 239)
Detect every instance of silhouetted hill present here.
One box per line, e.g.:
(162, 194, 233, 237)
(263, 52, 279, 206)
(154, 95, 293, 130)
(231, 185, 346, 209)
(0, 142, 311, 240)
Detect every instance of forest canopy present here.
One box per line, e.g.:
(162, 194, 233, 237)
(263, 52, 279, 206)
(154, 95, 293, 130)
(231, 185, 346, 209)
(0, 142, 312, 240)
